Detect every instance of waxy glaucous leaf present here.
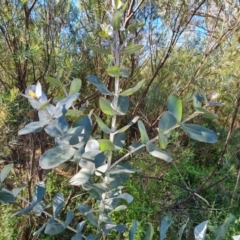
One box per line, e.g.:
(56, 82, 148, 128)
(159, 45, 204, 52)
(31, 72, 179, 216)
(167, 94, 182, 123)
(87, 75, 112, 95)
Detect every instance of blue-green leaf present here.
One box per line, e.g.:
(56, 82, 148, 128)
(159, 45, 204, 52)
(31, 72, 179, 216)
(77, 205, 97, 226)
(194, 220, 208, 240)
(116, 96, 129, 114)
(167, 95, 182, 123)
(87, 75, 112, 95)
(160, 216, 173, 240)
(18, 121, 49, 135)
(33, 182, 46, 203)
(129, 220, 139, 240)
(70, 168, 92, 186)
(138, 120, 149, 144)
(53, 93, 79, 118)
(53, 193, 64, 217)
(159, 111, 177, 132)
(146, 143, 172, 162)
(0, 189, 15, 203)
(113, 132, 126, 150)
(181, 124, 217, 143)
(72, 233, 83, 240)
(44, 222, 65, 235)
(1, 163, 13, 182)
(64, 210, 74, 228)
(195, 107, 218, 119)
(40, 146, 75, 169)
(193, 93, 202, 108)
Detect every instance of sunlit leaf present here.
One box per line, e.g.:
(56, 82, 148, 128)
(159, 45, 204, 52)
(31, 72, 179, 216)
(1, 163, 13, 182)
(40, 146, 75, 169)
(120, 79, 145, 96)
(194, 220, 208, 240)
(18, 121, 49, 135)
(99, 97, 120, 115)
(77, 205, 97, 226)
(70, 168, 92, 186)
(69, 78, 82, 95)
(137, 120, 149, 144)
(146, 143, 172, 162)
(98, 139, 115, 151)
(107, 66, 122, 77)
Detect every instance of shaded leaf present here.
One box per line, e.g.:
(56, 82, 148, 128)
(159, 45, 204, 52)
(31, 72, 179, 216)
(144, 223, 154, 240)
(160, 216, 173, 240)
(115, 116, 139, 134)
(53, 193, 64, 217)
(65, 210, 74, 227)
(129, 220, 139, 240)
(87, 45, 111, 54)
(121, 44, 143, 55)
(193, 93, 203, 108)
(181, 124, 217, 143)
(87, 75, 112, 95)
(116, 96, 129, 114)
(113, 132, 126, 150)
(44, 222, 65, 235)
(178, 218, 189, 240)
(77, 205, 97, 226)
(159, 111, 177, 132)
(213, 214, 236, 240)
(167, 95, 182, 123)
(94, 114, 113, 133)
(0, 189, 15, 203)
(46, 76, 62, 87)
(129, 142, 145, 154)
